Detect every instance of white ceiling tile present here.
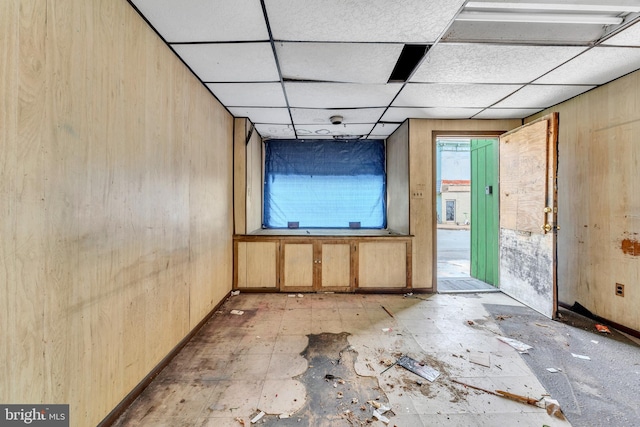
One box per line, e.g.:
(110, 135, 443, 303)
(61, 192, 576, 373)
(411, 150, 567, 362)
(276, 42, 403, 83)
(286, 83, 402, 108)
(535, 47, 640, 85)
(227, 107, 291, 124)
(411, 43, 586, 84)
(474, 108, 543, 119)
(371, 123, 401, 136)
(393, 83, 522, 108)
(172, 43, 279, 82)
(295, 124, 374, 137)
(265, 0, 466, 43)
(255, 124, 296, 139)
(131, 0, 268, 42)
(602, 22, 640, 46)
(290, 108, 385, 125)
(493, 85, 594, 109)
(382, 107, 482, 121)
(206, 83, 287, 107)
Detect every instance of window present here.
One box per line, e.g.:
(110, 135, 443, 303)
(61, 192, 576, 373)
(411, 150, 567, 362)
(263, 140, 386, 229)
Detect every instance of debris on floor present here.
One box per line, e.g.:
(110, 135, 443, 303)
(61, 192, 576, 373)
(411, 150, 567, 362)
(595, 324, 611, 334)
(230, 310, 244, 315)
(230, 290, 240, 296)
(544, 397, 566, 420)
(381, 305, 394, 318)
(396, 355, 440, 382)
(250, 410, 265, 423)
(467, 320, 475, 325)
(546, 368, 561, 373)
(452, 379, 543, 408)
(495, 314, 512, 321)
(571, 353, 591, 360)
(497, 336, 533, 353)
(234, 417, 245, 426)
(469, 352, 491, 368)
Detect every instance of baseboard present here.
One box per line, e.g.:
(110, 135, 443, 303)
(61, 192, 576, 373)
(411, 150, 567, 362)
(558, 300, 640, 339)
(98, 290, 232, 426)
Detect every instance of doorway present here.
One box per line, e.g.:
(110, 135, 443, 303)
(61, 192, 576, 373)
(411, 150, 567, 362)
(436, 137, 498, 293)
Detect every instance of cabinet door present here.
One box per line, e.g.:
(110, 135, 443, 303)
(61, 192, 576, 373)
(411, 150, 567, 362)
(358, 241, 409, 289)
(281, 242, 315, 291)
(236, 241, 278, 289)
(320, 242, 352, 291)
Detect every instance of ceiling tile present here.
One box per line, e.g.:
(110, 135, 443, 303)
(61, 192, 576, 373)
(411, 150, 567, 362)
(255, 124, 296, 139)
(264, 0, 466, 43)
(371, 123, 402, 136)
(227, 107, 291, 124)
(535, 47, 640, 85)
(295, 124, 375, 138)
(393, 83, 522, 108)
(473, 108, 543, 119)
(206, 83, 287, 107)
(290, 108, 386, 125)
(131, 0, 268, 42)
(411, 43, 586, 84)
(286, 83, 402, 108)
(382, 107, 482, 121)
(602, 22, 640, 46)
(172, 43, 279, 82)
(276, 42, 403, 83)
(493, 85, 594, 109)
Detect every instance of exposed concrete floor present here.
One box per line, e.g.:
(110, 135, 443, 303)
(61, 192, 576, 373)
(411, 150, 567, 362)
(485, 303, 640, 427)
(113, 293, 574, 426)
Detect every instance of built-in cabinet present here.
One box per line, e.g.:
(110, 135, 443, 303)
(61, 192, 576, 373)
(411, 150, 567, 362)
(234, 236, 412, 292)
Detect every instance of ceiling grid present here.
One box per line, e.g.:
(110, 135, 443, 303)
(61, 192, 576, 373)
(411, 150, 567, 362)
(130, 0, 640, 139)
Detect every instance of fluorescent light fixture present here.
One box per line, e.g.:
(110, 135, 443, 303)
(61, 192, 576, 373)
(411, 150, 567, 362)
(465, 2, 640, 13)
(457, 11, 624, 25)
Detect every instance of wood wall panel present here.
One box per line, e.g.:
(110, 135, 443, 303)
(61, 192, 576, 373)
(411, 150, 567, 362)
(234, 119, 248, 234)
(1, 0, 234, 425)
(405, 119, 521, 288)
(386, 122, 410, 234)
(246, 122, 263, 232)
(528, 70, 640, 331)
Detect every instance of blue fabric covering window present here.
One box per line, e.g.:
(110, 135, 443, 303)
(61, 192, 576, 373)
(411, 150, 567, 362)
(264, 140, 386, 229)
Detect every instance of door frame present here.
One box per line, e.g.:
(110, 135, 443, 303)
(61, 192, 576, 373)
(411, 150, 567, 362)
(432, 131, 506, 293)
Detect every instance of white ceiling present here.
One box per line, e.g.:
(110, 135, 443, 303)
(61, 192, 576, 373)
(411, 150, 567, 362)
(130, 0, 640, 140)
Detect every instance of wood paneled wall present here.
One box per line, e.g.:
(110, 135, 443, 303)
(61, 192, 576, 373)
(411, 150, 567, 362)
(234, 118, 262, 234)
(386, 122, 410, 234)
(0, 0, 233, 425)
(404, 119, 521, 288)
(529, 70, 640, 332)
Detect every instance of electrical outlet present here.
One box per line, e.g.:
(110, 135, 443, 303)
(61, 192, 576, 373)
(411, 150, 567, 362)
(615, 283, 625, 297)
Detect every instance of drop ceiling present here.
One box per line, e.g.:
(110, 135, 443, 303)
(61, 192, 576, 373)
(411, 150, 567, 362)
(129, 0, 640, 139)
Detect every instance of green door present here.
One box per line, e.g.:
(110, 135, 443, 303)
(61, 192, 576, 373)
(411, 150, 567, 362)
(470, 139, 499, 286)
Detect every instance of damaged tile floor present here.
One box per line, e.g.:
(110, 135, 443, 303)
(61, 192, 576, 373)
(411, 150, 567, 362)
(113, 293, 572, 426)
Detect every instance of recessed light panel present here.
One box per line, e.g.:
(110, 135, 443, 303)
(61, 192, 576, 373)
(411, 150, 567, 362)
(602, 22, 640, 46)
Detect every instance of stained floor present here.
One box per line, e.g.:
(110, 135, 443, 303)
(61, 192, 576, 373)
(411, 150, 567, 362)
(113, 293, 573, 426)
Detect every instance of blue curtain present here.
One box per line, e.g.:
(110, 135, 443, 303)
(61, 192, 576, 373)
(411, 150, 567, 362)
(264, 140, 386, 229)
